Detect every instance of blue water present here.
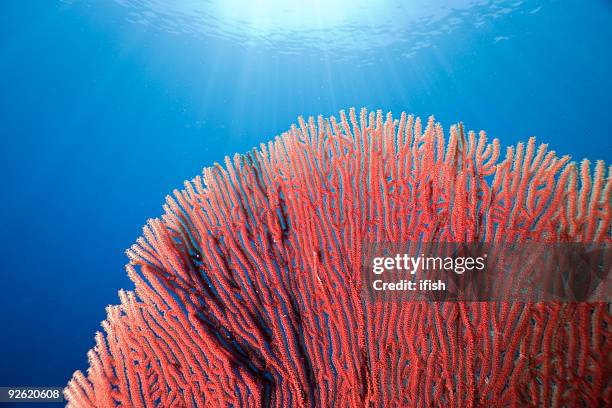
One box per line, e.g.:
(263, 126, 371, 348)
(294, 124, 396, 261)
(0, 0, 610, 402)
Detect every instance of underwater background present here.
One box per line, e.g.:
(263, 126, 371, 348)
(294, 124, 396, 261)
(0, 0, 610, 403)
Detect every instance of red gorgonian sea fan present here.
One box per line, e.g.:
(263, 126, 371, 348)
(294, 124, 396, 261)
(66, 109, 611, 407)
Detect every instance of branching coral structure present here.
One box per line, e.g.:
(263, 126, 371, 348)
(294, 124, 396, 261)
(66, 109, 611, 407)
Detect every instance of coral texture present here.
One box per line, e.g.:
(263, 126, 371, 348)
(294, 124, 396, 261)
(66, 109, 611, 407)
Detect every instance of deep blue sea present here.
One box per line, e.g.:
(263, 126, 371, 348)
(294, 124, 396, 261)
(0, 0, 610, 405)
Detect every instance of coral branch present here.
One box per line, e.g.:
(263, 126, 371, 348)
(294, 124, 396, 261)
(66, 109, 611, 407)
